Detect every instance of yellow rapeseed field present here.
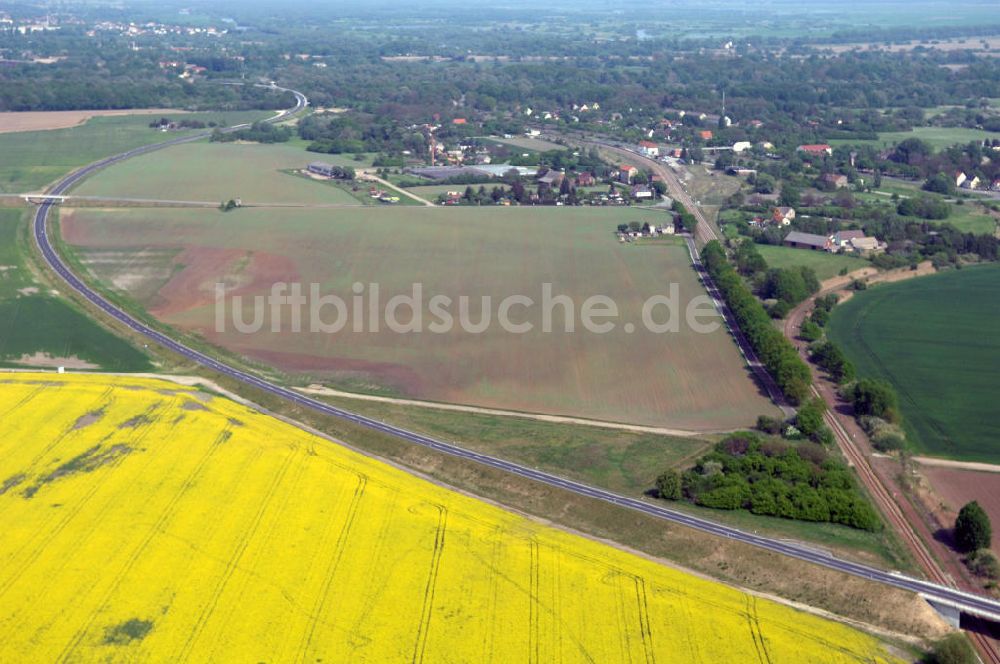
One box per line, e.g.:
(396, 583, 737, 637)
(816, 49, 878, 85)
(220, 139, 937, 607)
(0, 373, 904, 663)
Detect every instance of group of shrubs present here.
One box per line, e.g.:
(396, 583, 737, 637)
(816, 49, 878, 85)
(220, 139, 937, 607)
(701, 241, 812, 404)
(655, 433, 881, 531)
(210, 122, 293, 144)
(672, 201, 699, 234)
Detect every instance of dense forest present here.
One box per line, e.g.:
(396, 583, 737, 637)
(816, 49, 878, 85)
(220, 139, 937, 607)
(3, 1, 1000, 135)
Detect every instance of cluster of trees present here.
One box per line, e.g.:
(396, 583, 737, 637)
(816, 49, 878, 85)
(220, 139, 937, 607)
(441, 185, 511, 206)
(848, 378, 900, 423)
(0, 40, 294, 112)
(799, 295, 857, 384)
(672, 201, 699, 234)
(320, 165, 356, 180)
(799, 293, 839, 341)
(810, 341, 855, 384)
(760, 266, 820, 314)
(210, 122, 292, 144)
(897, 195, 951, 220)
(300, 113, 427, 155)
(883, 138, 1000, 185)
(657, 433, 881, 531)
(701, 241, 811, 403)
(793, 398, 834, 445)
(732, 241, 820, 318)
(149, 117, 213, 130)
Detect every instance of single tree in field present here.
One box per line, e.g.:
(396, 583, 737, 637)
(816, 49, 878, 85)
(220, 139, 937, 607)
(954, 501, 992, 553)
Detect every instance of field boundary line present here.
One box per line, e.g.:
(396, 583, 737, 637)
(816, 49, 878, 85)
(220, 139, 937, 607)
(294, 385, 718, 437)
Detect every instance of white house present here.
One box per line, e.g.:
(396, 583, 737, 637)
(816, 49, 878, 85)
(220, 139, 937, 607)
(638, 140, 660, 157)
(961, 175, 981, 190)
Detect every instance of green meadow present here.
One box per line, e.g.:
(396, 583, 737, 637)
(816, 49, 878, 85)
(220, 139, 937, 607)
(827, 264, 1000, 463)
(0, 111, 268, 194)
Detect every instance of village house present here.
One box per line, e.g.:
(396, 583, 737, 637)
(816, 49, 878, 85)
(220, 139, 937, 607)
(783, 231, 832, 252)
(845, 236, 884, 255)
(797, 144, 833, 157)
(630, 185, 653, 199)
(991, 178, 1000, 192)
(961, 175, 981, 190)
(619, 164, 639, 184)
(821, 173, 849, 189)
(538, 169, 565, 187)
(638, 140, 660, 158)
(732, 141, 752, 153)
(955, 171, 967, 188)
(699, 130, 713, 141)
(771, 206, 796, 225)
(831, 230, 866, 248)
(574, 172, 595, 187)
(307, 161, 337, 178)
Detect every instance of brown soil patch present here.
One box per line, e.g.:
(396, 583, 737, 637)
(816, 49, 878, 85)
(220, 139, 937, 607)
(0, 109, 189, 134)
(152, 247, 301, 318)
(12, 353, 98, 370)
(245, 347, 425, 395)
(920, 465, 1000, 546)
(73, 411, 104, 430)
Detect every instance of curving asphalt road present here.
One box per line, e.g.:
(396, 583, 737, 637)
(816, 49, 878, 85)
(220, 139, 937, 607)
(30, 87, 1000, 625)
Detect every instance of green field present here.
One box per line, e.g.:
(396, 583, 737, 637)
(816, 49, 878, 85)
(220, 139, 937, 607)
(860, 178, 998, 234)
(756, 244, 870, 281)
(831, 126, 1000, 150)
(0, 111, 268, 194)
(0, 209, 150, 371)
(74, 142, 362, 206)
(827, 264, 1000, 463)
(62, 204, 779, 430)
(936, 203, 999, 235)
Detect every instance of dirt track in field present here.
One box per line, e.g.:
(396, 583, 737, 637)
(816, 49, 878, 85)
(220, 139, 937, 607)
(296, 384, 717, 437)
